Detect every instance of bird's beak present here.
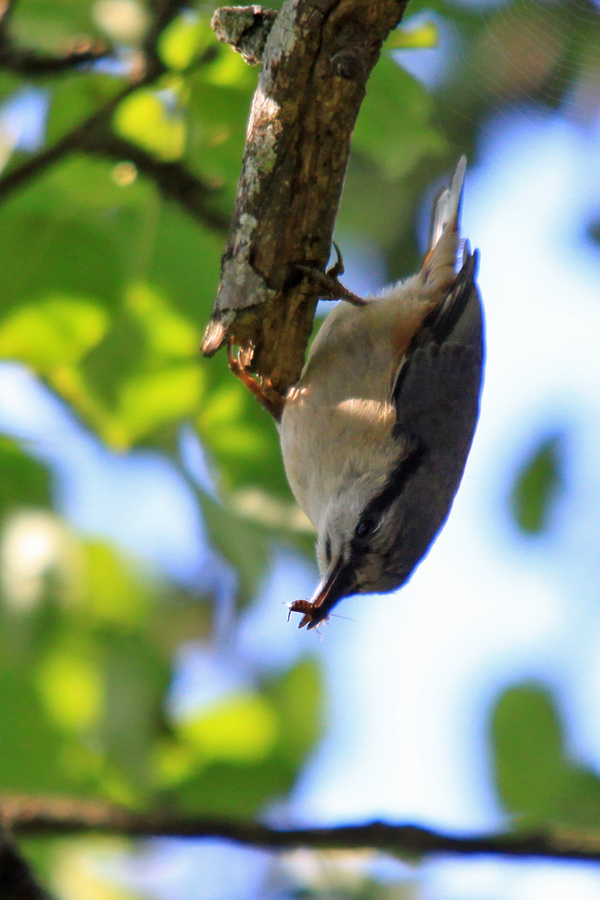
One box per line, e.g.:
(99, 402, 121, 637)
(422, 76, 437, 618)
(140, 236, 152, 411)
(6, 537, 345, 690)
(293, 555, 354, 630)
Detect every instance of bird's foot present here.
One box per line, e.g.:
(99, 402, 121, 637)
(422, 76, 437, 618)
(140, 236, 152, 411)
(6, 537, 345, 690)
(227, 341, 284, 421)
(297, 242, 367, 307)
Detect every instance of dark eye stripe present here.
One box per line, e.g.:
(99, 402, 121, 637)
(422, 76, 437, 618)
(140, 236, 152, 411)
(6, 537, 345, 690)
(325, 536, 332, 564)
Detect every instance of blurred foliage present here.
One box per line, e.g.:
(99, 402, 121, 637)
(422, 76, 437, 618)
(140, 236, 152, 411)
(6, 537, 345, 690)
(510, 434, 565, 535)
(0, 438, 51, 511)
(492, 684, 600, 829)
(164, 656, 323, 815)
(0, 515, 324, 806)
(0, 0, 597, 897)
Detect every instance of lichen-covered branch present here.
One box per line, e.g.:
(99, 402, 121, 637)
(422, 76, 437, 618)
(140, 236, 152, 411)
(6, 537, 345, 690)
(212, 5, 278, 65)
(201, 0, 410, 400)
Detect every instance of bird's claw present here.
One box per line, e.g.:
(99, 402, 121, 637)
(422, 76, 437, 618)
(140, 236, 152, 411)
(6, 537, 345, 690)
(328, 241, 345, 279)
(297, 243, 366, 307)
(227, 340, 285, 421)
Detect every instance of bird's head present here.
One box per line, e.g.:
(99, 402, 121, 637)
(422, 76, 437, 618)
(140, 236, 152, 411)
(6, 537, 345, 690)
(290, 433, 432, 629)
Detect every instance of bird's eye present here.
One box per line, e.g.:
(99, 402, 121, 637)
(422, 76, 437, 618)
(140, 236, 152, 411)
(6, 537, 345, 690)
(325, 536, 332, 563)
(355, 516, 378, 540)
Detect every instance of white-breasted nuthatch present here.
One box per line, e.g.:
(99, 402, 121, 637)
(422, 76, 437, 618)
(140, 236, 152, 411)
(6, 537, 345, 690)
(278, 157, 484, 629)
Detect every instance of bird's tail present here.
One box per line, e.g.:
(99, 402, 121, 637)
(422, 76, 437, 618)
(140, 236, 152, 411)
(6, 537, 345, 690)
(421, 156, 467, 301)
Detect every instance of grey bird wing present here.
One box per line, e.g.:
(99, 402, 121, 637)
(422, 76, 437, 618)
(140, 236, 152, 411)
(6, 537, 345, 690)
(392, 249, 484, 451)
(375, 251, 484, 584)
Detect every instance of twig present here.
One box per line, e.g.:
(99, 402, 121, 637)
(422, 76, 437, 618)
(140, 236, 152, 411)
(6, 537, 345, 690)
(0, 81, 139, 206)
(81, 130, 229, 233)
(0, 0, 228, 233)
(0, 40, 111, 75)
(143, 0, 192, 75)
(3, 795, 600, 864)
(0, 75, 228, 232)
(201, 0, 410, 399)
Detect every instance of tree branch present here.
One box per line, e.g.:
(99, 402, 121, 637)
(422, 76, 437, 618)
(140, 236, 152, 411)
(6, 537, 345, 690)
(201, 0, 409, 399)
(143, 0, 192, 76)
(0, 0, 228, 233)
(3, 796, 600, 864)
(0, 39, 111, 76)
(0, 81, 138, 205)
(0, 75, 228, 233)
(81, 130, 229, 232)
(212, 5, 278, 66)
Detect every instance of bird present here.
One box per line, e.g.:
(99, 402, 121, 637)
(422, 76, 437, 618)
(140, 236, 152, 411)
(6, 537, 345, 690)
(276, 156, 485, 629)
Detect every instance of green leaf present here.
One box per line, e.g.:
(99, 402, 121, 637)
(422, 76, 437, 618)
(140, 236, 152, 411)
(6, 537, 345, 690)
(178, 693, 278, 764)
(199, 42, 257, 90)
(353, 56, 447, 179)
(0, 208, 126, 314)
(338, 157, 417, 255)
(0, 438, 51, 512)
(492, 684, 566, 824)
(83, 541, 149, 627)
(159, 12, 215, 71)
(99, 632, 171, 794)
(46, 74, 123, 147)
(385, 19, 439, 50)
(198, 382, 269, 461)
(163, 657, 324, 816)
(116, 363, 204, 443)
(36, 640, 103, 731)
(0, 161, 224, 450)
(198, 489, 271, 610)
(0, 668, 71, 792)
(0, 296, 108, 372)
(13, 154, 155, 219)
(492, 684, 600, 829)
(266, 657, 323, 769)
(510, 433, 565, 535)
(186, 75, 256, 197)
(124, 282, 199, 359)
(557, 768, 600, 831)
(135, 192, 223, 323)
(113, 81, 187, 161)
(10, 1, 99, 54)
(169, 757, 294, 817)
(197, 379, 291, 500)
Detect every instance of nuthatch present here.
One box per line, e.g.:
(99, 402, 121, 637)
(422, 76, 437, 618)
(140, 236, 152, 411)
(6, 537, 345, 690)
(229, 158, 484, 629)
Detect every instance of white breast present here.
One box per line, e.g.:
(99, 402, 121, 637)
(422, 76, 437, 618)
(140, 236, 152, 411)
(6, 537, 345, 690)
(279, 301, 399, 528)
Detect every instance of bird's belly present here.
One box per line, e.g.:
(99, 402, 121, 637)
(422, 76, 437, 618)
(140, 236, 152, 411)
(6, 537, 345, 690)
(279, 300, 402, 527)
(279, 379, 396, 528)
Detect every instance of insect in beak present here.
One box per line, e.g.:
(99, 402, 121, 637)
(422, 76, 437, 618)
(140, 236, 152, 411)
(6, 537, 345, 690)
(288, 555, 353, 629)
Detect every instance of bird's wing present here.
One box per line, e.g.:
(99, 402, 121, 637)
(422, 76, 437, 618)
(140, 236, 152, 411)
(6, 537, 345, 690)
(391, 250, 484, 451)
(359, 254, 483, 592)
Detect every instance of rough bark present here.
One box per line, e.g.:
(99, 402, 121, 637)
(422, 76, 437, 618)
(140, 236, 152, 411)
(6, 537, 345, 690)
(201, 0, 410, 399)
